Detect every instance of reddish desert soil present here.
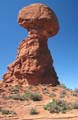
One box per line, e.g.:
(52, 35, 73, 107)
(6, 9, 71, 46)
(0, 84, 78, 120)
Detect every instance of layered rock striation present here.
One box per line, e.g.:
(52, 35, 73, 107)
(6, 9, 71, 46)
(3, 3, 60, 86)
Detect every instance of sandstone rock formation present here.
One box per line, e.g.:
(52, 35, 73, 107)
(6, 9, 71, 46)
(3, 3, 60, 86)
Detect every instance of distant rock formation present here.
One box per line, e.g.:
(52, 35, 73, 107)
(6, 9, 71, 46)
(3, 3, 60, 86)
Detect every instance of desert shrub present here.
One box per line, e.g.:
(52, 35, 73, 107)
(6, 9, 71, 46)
(2, 109, 10, 115)
(42, 87, 49, 94)
(34, 83, 39, 86)
(31, 92, 42, 101)
(72, 92, 78, 97)
(0, 107, 2, 112)
(60, 90, 67, 98)
(42, 87, 47, 91)
(49, 93, 56, 97)
(9, 111, 17, 115)
(7, 91, 42, 101)
(0, 109, 16, 115)
(8, 94, 28, 101)
(28, 85, 32, 90)
(44, 99, 72, 113)
(30, 107, 39, 115)
(7, 91, 32, 101)
(75, 88, 78, 92)
(72, 88, 78, 97)
(73, 101, 78, 109)
(10, 85, 20, 94)
(0, 88, 5, 93)
(22, 91, 31, 99)
(22, 91, 42, 101)
(52, 88, 57, 92)
(42, 89, 49, 94)
(60, 83, 68, 90)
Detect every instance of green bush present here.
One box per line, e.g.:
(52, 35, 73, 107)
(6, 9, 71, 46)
(7, 91, 42, 101)
(44, 99, 72, 113)
(8, 94, 28, 101)
(22, 91, 42, 101)
(22, 91, 31, 99)
(31, 92, 42, 101)
(2, 109, 10, 115)
(0, 109, 17, 115)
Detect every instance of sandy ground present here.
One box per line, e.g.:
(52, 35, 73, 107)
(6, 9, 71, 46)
(0, 85, 78, 120)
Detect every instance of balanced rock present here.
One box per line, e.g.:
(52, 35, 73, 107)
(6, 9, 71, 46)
(3, 3, 60, 86)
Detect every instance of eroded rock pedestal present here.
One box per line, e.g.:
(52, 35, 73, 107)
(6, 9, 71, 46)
(3, 3, 60, 86)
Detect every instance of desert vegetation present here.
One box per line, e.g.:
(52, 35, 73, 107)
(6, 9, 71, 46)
(44, 99, 78, 114)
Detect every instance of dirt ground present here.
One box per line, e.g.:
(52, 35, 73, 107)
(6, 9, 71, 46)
(0, 84, 78, 120)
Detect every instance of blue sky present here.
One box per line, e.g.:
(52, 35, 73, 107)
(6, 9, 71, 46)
(0, 0, 78, 89)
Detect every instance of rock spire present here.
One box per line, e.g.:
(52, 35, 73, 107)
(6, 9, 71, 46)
(3, 3, 60, 86)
